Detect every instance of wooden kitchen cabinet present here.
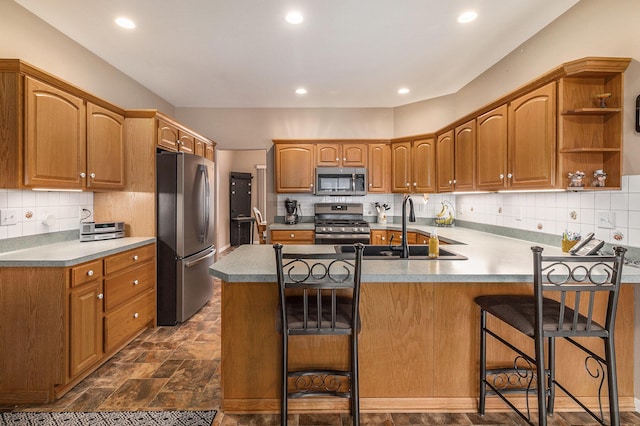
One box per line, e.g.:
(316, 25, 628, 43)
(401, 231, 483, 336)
(370, 230, 387, 244)
(316, 142, 367, 167)
(367, 143, 391, 193)
(387, 230, 417, 245)
(86, 103, 125, 190)
(157, 117, 198, 155)
(271, 230, 315, 244)
(436, 130, 454, 192)
(0, 60, 127, 190)
(24, 76, 86, 189)
(476, 104, 508, 191)
(274, 142, 316, 193)
(507, 82, 557, 189)
(391, 137, 436, 193)
(556, 58, 629, 190)
(70, 279, 104, 377)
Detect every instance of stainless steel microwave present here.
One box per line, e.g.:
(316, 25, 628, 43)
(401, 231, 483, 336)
(315, 167, 367, 196)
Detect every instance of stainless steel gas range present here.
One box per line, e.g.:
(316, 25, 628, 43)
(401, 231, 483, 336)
(314, 203, 371, 245)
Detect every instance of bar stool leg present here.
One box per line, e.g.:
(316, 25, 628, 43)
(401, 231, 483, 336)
(352, 334, 360, 426)
(478, 309, 487, 415)
(547, 337, 555, 415)
(282, 333, 288, 426)
(534, 332, 547, 426)
(605, 335, 620, 426)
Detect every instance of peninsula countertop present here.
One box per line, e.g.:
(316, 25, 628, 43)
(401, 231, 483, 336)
(211, 227, 640, 283)
(0, 237, 156, 267)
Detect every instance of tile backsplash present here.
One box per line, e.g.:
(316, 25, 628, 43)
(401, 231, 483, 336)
(0, 189, 94, 240)
(277, 175, 640, 249)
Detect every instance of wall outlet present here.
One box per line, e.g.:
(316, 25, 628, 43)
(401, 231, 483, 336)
(596, 211, 615, 229)
(0, 208, 19, 226)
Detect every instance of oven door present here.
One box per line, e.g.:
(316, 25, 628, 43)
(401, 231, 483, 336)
(314, 233, 371, 245)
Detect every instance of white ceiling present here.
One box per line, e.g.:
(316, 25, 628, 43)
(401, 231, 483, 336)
(15, 0, 579, 108)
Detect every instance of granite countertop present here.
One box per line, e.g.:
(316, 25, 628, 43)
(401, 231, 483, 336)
(211, 227, 640, 284)
(0, 237, 156, 267)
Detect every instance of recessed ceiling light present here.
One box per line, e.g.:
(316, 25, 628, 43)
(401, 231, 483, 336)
(398, 88, 410, 95)
(457, 10, 477, 24)
(296, 88, 307, 95)
(115, 17, 136, 29)
(285, 11, 304, 25)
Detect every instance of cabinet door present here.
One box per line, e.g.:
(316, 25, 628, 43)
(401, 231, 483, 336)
(194, 137, 205, 157)
(70, 281, 103, 377)
(454, 119, 476, 191)
(342, 143, 367, 167)
(370, 230, 387, 245)
(413, 138, 436, 193)
(275, 144, 315, 193)
(508, 82, 557, 189)
(157, 118, 179, 151)
(316, 144, 341, 166)
(178, 131, 195, 154)
(86, 103, 124, 190)
(476, 105, 508, 190)
(436, 130, 454, 192)
(24, 76, 86, 189)
(391, 142, 411, 193)
(367, 143, 390, 193)
(205, 142, 215, 161)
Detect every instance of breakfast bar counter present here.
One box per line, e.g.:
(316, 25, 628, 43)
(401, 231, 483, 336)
(210, 228, 639, 414)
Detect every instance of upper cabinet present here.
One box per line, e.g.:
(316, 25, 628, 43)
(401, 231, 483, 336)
(23, 76, 87, 189)
(0, 60, 126, 190)
(86, 103, 125, 190)
(367, 143, 391, 193)
(507, 82, 557, 190)
(391, 137, 436, 193)
(476, 105, 508, 191)
(436, 130, 454, 192)
(274, 142, 316, 193)
(155, 113, 215, 161)
(316, 142, 367, 167)
(556, 57, 629, 190)
(437, 120, 477, 193)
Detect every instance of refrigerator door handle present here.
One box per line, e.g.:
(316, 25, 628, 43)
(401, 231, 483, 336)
(198, 164, 210, 243)
(184, 247, 216, 268)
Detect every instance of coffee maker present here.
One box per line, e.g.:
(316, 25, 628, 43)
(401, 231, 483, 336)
(284, 199, 300, 224)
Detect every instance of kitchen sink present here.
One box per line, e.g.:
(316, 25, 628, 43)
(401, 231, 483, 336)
(334, 244, 467, 260)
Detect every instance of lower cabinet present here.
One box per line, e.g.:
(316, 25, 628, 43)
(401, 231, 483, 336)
(68, 244, 155, 393)
(271, 230, 315, 244)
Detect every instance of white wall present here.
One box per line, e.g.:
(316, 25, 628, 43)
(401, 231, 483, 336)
(0, 0, 173, 113)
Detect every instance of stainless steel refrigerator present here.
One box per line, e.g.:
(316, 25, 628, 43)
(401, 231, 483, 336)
(156, 151, 216, 325)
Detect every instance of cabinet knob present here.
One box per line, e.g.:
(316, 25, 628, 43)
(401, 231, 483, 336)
(448, 180, 453, 184)
(507, 173, 513, 179)
(343, 157, 346, 161)
(133, 255, 139, 261)
(97, 293, 104, 299)
(369, 183, 372, 187)
(133, 312, 139, 319)
(336, 157, 339, 161)
(90, 173, 96, 178)
(499, 174, 504, 180)
(87, 270, 94, 277)
(80, 172, 86, 178)
(133, 279, 139, 286)
(453, 179, 457, 184)
(176, 140, 180, 145)
(413, 182, 417, 186)
(405, 182, 410, 186)
(381, 237, 386, 241)
(290, 234, 295, 238)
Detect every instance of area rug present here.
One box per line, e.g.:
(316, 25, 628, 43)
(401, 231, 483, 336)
(0, 410, 216, 425)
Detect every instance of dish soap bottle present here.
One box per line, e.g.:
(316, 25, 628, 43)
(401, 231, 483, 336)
(428, 229, 439, 258)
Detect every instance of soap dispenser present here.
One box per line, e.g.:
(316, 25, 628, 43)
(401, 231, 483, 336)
(428, 229, 439, 258)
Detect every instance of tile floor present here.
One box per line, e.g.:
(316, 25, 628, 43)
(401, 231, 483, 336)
(2, 249, 640, 425)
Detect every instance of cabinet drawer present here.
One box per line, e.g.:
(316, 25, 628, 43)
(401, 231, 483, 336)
(104, 261, 155, 311)
(104, 290, 154, 352)
(271, 230, 315, 244)
(105, 244, 155, 275)
(71, 260, 103, 287)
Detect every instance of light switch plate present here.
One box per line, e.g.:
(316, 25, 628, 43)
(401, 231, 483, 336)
(0, 208, 19, 225)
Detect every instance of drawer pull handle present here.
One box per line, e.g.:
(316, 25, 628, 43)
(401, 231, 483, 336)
(87, 270, 94, 277)
(133, 312, 139, 319)
(97, 293, 104, 299)
(133, 255, 139, 261)
(133, 279, 139, 285)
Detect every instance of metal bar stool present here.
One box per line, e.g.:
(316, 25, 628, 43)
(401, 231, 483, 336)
(475, 246, 626, 426)
(274, 243, 364, 426)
